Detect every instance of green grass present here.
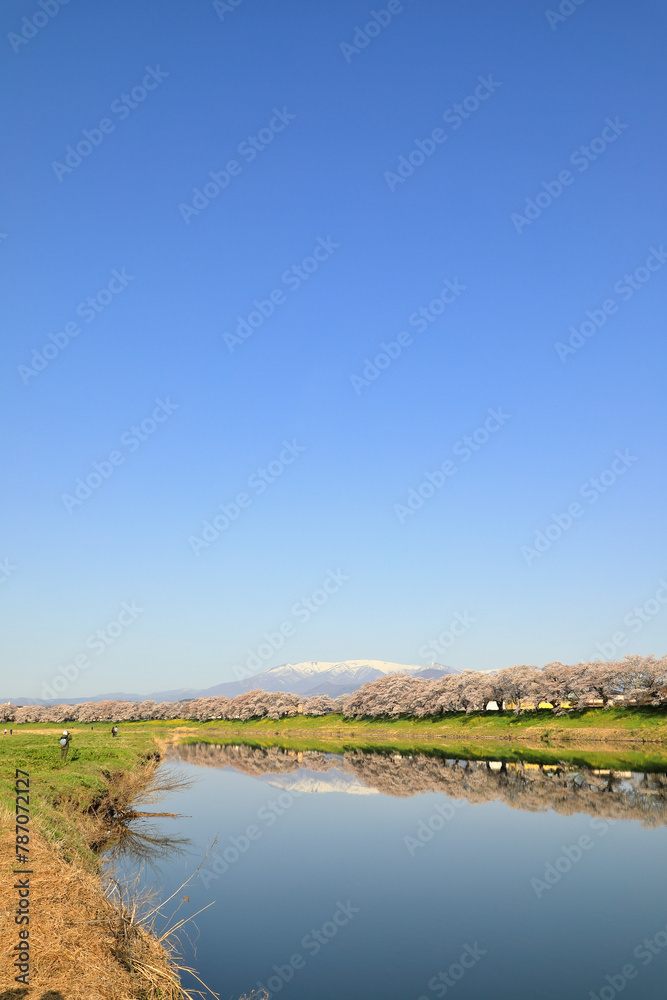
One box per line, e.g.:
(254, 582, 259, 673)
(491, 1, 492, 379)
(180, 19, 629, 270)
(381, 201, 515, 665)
(173, 705, 667, 739)
(3, 707, 667, 856)
(179, 732, 667, 771)
(175, 711, 667, 771)
(0, 724, 160, 860)
(168, 707, 667, 770)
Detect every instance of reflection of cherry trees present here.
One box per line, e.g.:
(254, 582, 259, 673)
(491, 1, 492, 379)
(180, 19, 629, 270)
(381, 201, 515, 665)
(1, 654, 666, 724)
(175, 742, 667, 829)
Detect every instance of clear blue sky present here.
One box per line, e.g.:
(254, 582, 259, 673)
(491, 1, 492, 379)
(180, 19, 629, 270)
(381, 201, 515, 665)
(2, 0, 666, 699)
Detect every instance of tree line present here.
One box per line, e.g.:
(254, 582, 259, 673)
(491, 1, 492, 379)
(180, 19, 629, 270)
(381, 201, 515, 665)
(2, 654, 665, 724)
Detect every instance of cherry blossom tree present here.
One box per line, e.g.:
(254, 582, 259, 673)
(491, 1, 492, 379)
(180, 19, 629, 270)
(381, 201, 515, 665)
(616, 654, 667, 705)
(302, 695, 338, 716)
(496, 666, 539, 713)
(343, 674, 422, 719)
(14, 705, 45, 724)
(579, 661, 622, 707)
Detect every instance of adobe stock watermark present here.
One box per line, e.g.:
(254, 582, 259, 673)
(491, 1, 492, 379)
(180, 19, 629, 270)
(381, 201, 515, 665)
(530, 816, 615, 898)
(212, 0, 245, 21)
(340, 0, 413, 62)
(404, 798, 466, 856)
(199, 786, 302, 889)
(350, 277, 466, 394)
(231, 569, 350, 682)
(418, 612, 476, 660)
(545, 0, 588, 31)
(511, 117, 628, 233)
(179, 107, 296, 224)
(595, 579, 667, 661)
(384, 74, 501, 192)
(255, 900, 360, 998)
(394, 407, 510, 524)
(0, 558, 17, 586)
(521, 450, 638, 566)
(555, 245, 667, 362)
(586, 919, 667, 1000)
(51, 67, 169, 181)
(417, 942, 486, 999)
(61, 398, 178, 513)
(18, 268, 135, 385)
(189, 439, 305, 554)
(8, 0, 71, 54)
(40, 600, 144, 700)
(223, 236, 340, 352)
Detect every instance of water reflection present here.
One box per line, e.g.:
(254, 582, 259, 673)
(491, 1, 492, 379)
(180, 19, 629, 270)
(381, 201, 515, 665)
(98, 814, 192, 866)
(174, 742, 667, 827)
(95, 766, 195, 867)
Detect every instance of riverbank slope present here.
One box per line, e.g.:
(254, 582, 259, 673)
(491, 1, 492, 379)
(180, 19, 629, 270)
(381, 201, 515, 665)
(169, 706, 667, 769)
(0, 727, 188, 999)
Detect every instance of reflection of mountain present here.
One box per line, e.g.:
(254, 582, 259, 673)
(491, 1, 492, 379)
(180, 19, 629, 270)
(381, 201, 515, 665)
(174, 742, 667, 828)
(263, 768, 379, 795)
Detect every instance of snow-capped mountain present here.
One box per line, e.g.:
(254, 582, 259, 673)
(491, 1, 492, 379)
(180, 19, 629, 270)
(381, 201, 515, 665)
(6, 659, 459, 705)
(248, 659, 437, 692)
(198, 659, 459, 699)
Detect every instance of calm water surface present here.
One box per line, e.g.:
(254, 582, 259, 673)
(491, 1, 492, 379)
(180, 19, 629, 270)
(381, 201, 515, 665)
(112, 745, 667, 1000)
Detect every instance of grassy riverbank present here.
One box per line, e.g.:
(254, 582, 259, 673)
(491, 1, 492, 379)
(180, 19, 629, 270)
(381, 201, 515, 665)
(3, 708, 667, 995)
(0, 724, 160, 861)
(169, 707, 667, 771)
(181, 705, 667, 741)
(0, 726, 194, 999)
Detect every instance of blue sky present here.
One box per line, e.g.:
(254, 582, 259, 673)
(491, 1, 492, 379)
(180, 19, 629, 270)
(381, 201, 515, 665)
(2, 0, 666, 699)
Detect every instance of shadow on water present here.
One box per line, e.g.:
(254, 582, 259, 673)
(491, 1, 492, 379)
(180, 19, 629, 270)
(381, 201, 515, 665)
(174, 741, 667, 827)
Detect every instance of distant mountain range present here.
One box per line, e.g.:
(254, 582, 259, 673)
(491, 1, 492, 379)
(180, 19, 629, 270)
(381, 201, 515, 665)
(5, 659, 459, 706)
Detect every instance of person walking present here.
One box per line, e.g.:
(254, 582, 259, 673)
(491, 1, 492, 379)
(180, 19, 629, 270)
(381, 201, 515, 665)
(59, 729, 72, 762)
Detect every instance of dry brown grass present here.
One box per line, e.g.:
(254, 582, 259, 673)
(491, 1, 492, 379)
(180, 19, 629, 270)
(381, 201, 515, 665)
(0, 735, 266, 1000)
(0, 804, 186, 998)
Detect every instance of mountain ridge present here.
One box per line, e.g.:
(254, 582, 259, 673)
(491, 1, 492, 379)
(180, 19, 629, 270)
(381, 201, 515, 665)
(5, 659, 459, 706)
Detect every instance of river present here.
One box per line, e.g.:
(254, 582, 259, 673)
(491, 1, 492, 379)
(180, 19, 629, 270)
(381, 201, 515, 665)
(110, 743, 667, 999)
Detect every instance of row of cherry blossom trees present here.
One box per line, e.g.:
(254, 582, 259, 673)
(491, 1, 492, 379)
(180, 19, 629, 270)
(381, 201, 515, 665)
(2, 655, 665, 723)
(0, 690, 341, 724)
(343, 655, 667, 717)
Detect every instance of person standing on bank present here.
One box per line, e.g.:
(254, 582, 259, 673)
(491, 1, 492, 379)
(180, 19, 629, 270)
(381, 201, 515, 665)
(59, 729, 72, 762)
